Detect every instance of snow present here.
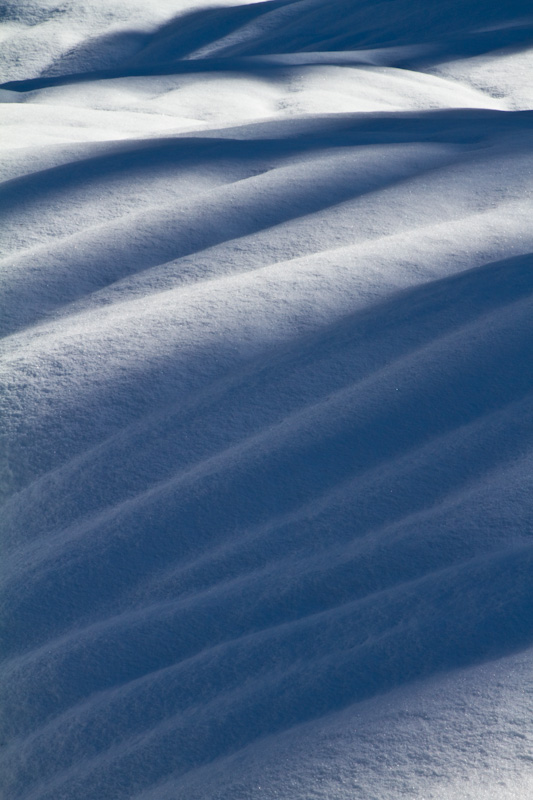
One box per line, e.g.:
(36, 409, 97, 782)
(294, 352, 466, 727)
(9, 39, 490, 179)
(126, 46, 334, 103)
(1, 1, 533, 798)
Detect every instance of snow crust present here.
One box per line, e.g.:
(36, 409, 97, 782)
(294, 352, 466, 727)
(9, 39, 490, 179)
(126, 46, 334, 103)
(1, 1, 533, 798)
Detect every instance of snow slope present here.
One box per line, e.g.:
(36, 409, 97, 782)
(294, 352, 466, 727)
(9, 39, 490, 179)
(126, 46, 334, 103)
(1, 1, 533, 798)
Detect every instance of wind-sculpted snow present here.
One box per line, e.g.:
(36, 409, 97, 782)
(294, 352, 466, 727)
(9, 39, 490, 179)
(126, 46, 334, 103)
(1, 1, 533, 799)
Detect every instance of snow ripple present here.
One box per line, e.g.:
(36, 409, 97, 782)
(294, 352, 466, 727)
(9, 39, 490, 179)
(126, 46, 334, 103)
(1, 1, 533, 798)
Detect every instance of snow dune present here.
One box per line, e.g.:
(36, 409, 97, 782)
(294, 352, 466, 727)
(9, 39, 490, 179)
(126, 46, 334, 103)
(1, 1, 533, 798)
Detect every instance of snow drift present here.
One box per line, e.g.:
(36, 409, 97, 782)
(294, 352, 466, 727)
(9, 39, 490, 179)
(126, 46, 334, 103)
(1, 0, 533, 798)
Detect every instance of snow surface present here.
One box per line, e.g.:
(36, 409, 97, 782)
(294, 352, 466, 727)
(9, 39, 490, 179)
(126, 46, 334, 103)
(1, 1, 533, 798)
